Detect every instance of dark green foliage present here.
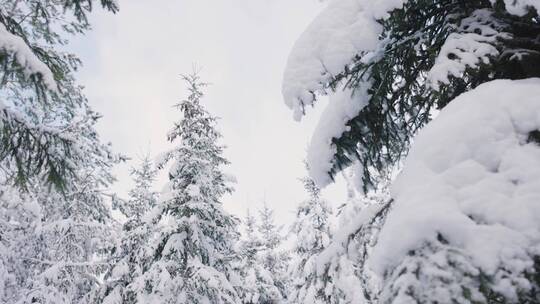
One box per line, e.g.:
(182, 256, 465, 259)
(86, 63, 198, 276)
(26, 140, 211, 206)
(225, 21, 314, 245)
(325, 0, 540, 191)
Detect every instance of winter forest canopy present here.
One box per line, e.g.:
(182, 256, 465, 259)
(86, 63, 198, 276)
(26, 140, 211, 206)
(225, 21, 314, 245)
(0, 0, 540, 303)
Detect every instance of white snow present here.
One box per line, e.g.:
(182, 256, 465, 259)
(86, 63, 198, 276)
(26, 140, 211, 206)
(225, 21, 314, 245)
(370, 79, 540, 299)
(428, 9, 509, 90)
(283, 0, 539, 120)
(317, 204, 381, 274)
(0, 23, 57, 91)
(281, 0, 405, 121)
(307, 84, 369, 187)
(494, 0, 540, 16)
(186, 184, 201, 197)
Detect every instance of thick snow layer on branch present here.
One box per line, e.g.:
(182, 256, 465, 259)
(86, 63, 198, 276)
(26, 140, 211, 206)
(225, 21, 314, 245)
(282, 0, 405, 121)
(0, 23, 57, 91)
(370, 79, 540, 299)
(307, 84, 369, 187)
(494, 0, 540, 16)
(428, 10, 509, 90)
(283, 0, 539, 120)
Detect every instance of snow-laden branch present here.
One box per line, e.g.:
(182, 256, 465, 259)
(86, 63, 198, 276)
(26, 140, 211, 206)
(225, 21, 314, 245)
(428, 9, 510, 90)
(371, 79, 540, 302)
(306, 83, 370, 187)
(0, 23, 57, 91)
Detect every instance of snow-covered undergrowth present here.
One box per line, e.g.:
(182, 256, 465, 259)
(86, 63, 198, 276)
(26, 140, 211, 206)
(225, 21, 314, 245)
(371, 79, 540, 302)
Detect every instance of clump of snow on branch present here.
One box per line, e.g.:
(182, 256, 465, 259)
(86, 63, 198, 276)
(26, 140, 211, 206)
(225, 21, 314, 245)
(281, 0, 406, 121)
(428, 9, 510, 90)
(494, 0, 540, 16)
(307, 84, 369, 187)
(370, 79, 540, 302)
(0, 23, 57, 91)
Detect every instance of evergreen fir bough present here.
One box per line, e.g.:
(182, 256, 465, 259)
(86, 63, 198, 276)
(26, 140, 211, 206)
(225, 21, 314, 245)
(0, 0, 118, 190)
(284, 0, 540, 191)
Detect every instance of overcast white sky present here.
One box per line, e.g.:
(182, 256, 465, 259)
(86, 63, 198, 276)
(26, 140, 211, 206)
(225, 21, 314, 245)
(72, 0, 347, 225)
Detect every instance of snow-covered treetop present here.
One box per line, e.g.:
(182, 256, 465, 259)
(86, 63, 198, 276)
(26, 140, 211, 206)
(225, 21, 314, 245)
(115, 156, 158, 219)
(159, 73, 232, 207)
(291, 177, 332, 254)
(257, 202, 282, 251)
(370, 79, 540, 302)
(133, 73, 240, 304)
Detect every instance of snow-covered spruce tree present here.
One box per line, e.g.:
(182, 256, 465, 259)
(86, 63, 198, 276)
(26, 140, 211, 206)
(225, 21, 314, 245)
(283, 0, 540, 190)
(128, 73, 240, 303)
(0, 0, 118, 190)
(233, 209, 282, 304)
(283, 1, 540, 303)
(288, 177, 332, 304)
(257, 202, 290, 303)
(92, 156, 159, 303)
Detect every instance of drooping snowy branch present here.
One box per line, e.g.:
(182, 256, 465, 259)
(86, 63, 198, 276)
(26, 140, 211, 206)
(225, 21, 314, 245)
(428, 9, 510, 90)
(0, 23, 57, 91)
(307, 84, 370, 187)
(282, 0, 398, 121)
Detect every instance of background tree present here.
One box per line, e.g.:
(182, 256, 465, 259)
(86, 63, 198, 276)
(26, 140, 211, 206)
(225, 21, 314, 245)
(127, 73, 241, 303)
(288, 177, 333, 304)
(93, 156, 159, 304)
(257, 202, 290, 303)
(233, 209, 282, 304)
(0, 127, 121, 304)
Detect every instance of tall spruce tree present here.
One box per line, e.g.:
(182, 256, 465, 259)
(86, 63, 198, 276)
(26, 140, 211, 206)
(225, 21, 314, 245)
(289, 177, 333, 304)
(126, 73, 241, 303)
